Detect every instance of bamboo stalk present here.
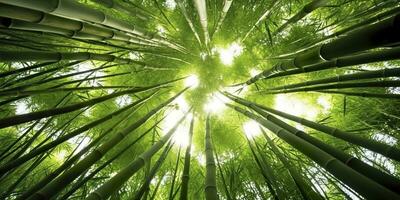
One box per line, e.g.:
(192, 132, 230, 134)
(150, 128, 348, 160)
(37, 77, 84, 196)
(0, 80, 173, 129)
(0, 92, 154, 174)
(179, 115, 194, 200)
(262, 128, 324, 200)
(273, 0, 329, 36)
(85, 108, 191, 200)
(317, 90, 400, 99)
(26, 88, 189, 200)
(244, 13, 400, 85)
(260, 80, 400, 94)
(193, 0, 210, 47)
(224, 93, 400, 162)
(204, 115, 219, 200)
(227, 103, 400, 199)
(268, 67, 400, 91)
(245, 46, 400, 85)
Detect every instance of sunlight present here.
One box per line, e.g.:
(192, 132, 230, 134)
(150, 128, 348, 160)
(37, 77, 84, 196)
(115, 95, 132, 107)
(161, 96, 192, 148)
(156, 24, 167, 36)
(243, 120, 261, 138)
(196, 153, 206, 166)
(203, 93, 230, 114)
(249, 68, 261, 77)
(171, 113, 193, 148)
(55, 150, 67, 163)
(217, 42, 243, 65)
(164, 0, 176, 10)
(274, 94, 319, 120)
(184, 74, 200, 88)
(15, 100, 29, 115)
(317, 95, 332, 114)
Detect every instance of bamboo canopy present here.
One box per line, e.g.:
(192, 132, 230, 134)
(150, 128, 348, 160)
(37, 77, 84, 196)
(0, 0, 400, 199)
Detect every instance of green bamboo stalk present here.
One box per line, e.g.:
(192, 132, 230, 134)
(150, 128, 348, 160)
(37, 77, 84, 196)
(176, 0, 202, 46)
(25, 88, 188, 200)
(212, 0, 233, 36)
(89, 0, 149, 20)
(244, 13, 400, 85)
(211, 137, 232, 200)
(226, 103, 400, 199)
(317, 90, 400, 99)
(85, 108, 191, 200)
(133, 140, 174, 200)
(194, 0, 210, 47)
(224, 93, 400, 162)
(168, 146, 182, 200)
(0, 91, 154, 175)
(17, 110, 162, 200)
(1, 61, 85, 89)
(245, 134, 280, 200)
(272, 6, 400, 60)
(0, 61, 55, 79)
(179, 115, 194, 200)
(0, 86, 135, 97)
(205, 115, 219, 200)
(0, 80, 174, 129)
(273, 0, 329, 36)
(269, 68, 400, 91)
(245, 46, 400, 86)
(260, 80, 400, 94)
(262, 128, 324, 200)
(241, 0, 278, 42)
(253, 108, 400, 194)
(0, 0, 164, 42)
(0, 50, 146, 67)
(0, 3, 159, 46)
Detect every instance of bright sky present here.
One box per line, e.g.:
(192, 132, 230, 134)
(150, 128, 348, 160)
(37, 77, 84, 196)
(216, 42, 243, 66)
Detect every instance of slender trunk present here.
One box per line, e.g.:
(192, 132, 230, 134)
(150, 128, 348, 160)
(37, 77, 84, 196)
(26, 88, 189, 200)
(85, 108, 191, 200)
(245, 13, 400, 85)
(133, 140, 174, 200)
(205, 115, 219, 200)
(0, 79, 178, 129)
(179, 115, 195, 200)
(226, 103, 400, 199)
(0, 92, 153, 174)
(262, 129, 324, 200)
(273, 0, 329, 36)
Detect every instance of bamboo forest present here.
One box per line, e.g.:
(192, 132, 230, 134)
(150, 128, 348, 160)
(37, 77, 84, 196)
(1, 0, 400, 199)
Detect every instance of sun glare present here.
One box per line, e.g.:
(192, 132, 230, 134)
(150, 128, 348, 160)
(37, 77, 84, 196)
(217, 42, 243, 65)
(184, 74, 200, 88)
(274, 94, 319, 120)
(55, 150, 67, 163)
(243, 120, 261, 138)
(250, 68, 261, 77)
(161, 96, 193, 147)
(203, 93, 231, 114)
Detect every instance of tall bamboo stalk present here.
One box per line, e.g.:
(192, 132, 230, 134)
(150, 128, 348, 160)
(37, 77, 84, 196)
(0, 91, 154, 174)
(261, 128, 324, 200)
(193, 0, 210, 47)
(273, 0, 329, 36)
(205, 115, 219, 200)
(179, 115, 194, 200)
(224, 92, 400, 162)
(244, 13, 400, 85)
(0, 80, 174, 129)
(25, 88, 189, 200)
(226, 103, 400, 199)
(85, 108, 191, 200)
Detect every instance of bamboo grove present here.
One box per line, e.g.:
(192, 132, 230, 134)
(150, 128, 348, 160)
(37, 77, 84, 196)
(0, 0, 399, 199)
